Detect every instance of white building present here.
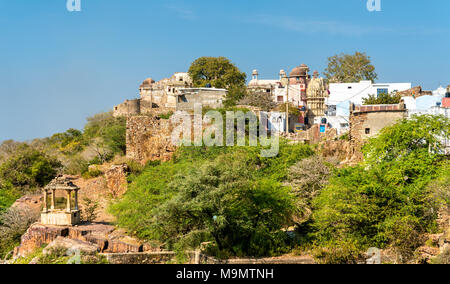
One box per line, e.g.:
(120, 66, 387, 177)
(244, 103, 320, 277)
(327, 81, 411, 116)
(432, 85, 447, 97)
(325, 81, 411, 134)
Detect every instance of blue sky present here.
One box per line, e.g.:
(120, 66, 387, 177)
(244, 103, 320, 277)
(0, 0, 449, 141)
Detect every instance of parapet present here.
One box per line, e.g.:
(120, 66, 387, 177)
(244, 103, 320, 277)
(350, 102, 406, 114)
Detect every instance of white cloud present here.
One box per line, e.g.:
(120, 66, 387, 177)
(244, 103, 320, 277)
(244, 14, 445, 37)
(165, 2, 196, 21)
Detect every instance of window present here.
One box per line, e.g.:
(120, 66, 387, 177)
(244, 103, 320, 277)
(326, 105, 337, 116)
(266, 89, 271, 93)
(178, 95, 188, 103)
(365, 128, 371, 134)
(277, 96, 284, 102)
(377, 88, 389, 96)
(348, 86, 352, 89)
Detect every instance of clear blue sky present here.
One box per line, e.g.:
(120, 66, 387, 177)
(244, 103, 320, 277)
(0, 0, 449, 141)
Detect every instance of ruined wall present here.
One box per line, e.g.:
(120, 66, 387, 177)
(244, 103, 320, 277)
(126, 116, 177, 165)
(176, 89, 227, 111)
(113, 99, 141, 118)
(349, 103, 406, 161)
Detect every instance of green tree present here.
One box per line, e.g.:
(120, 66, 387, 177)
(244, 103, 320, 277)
(84, 112, 126, 161)
(324, 52, 377, 83)
(46, 128, 85, 155)
(224, 85, 248, 108)
(110, 143, 314, 257)
(311, 115, 449, 262)
(0, 145, 61, 190)
(188, 57, 246, 89)
(362, 115, 449, 165)
(238, 90, 277, 111)
(285, 156, 333, 224)
(363, 92, 401, 105)
(152, 152, 295, 257)
(0, 183, 20, 213)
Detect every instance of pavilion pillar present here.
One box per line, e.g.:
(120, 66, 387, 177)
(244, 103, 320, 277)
(74, 189, 79, 211)
(51, 189, 56, 210)
(66, 190, 72, 212)
(43, 190, 48, 213)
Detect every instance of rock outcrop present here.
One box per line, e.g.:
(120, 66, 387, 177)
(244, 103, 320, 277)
(105, 165, 129, 198)
(11, 194, 42, 216)
(13, 223, 152, 259)
(14, 224, 70, 258)
(43, 237, 99, 256)
(126, 116, 177, 165)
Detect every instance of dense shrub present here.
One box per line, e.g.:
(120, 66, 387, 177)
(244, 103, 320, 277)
(238, 91, 277, 111)
(45, 128, 86, 155)
(312, 239, 362, 264)
(0, 207, 39, 259)
(285, 156, 333, 224)
(0, 184, 20, 213)
(310, 115, 449, 262)
(110, 142, 314, 257)
(84, 112, 127, 162)
(362, 92, 401, 105)
(0, 145, 61, 190)
(152, 152, 295, 257)
(81, 197, 99, 223)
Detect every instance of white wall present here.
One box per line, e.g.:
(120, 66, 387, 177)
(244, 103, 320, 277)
(325, 81, 411, 133)
(327, 81, 411, 106)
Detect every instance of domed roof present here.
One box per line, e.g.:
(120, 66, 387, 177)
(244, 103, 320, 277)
(252, 69, 259, 76)
(290, 64, 309, 77)
(141, 78, 155, 87)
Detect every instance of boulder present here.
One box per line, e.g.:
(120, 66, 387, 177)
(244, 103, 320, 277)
(14, 223, 69, 258)
(105, 230, 143, 253)
(43, 237, 99, 256)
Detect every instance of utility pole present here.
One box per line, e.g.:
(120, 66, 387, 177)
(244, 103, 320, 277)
(285, 75, 290, 134)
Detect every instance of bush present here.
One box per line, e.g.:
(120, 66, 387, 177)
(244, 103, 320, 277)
(362, 92, 401, 105)
(82, 169, 103, 180)
(46, 128, 85, 155)
(81, 198, 99, 223)
(63, 155, 90, 176)
(312, 240, 362, 264)
(238, 91, 277, 111)
(381, 215, 425, 263)
(159, 111, 174, 120)
(149, 152, 295, 257)
(427, 160, 450, 209)
(84, 112, 127, 161)
(0, 145, 61, 190)
(311, 115, 449, 256)
(0, 184, 20, 213)
(431, 249, 450, 264)
(110, 142, 314, 257)
(285, 156, 332, 224)
(0, 207, 39, 258)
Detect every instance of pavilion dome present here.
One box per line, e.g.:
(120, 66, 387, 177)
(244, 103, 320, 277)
(290, 64, 309, 77)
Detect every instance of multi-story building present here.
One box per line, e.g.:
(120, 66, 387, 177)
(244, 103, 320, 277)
(139, 72, 193, 109)
(325, 81, 411, 134)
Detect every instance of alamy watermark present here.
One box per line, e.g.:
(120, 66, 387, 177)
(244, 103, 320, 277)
(67, 0, 81, 12)
(170, 104, 280, 158)
(367, 0, 382, 12)
(66, 1, 380, 13)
